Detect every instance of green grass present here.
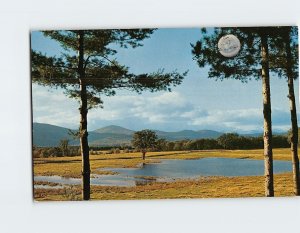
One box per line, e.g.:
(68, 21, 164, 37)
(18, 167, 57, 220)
(33, 148, 298, 201)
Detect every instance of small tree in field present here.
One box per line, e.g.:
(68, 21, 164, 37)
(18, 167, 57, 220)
(59, 139, 69, 156)
(132, 130, 158, 160)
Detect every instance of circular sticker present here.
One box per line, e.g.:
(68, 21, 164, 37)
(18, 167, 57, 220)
(218, 34, 241, 58)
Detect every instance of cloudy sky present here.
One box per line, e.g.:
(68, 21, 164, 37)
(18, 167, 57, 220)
(31, 29, 299, 133)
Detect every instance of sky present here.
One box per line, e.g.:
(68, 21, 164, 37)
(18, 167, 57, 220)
(31, 28, 299, 133)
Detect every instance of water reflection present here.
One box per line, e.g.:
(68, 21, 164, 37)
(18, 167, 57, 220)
(34, 158, 292, 188)
(107, 157, 292, 178)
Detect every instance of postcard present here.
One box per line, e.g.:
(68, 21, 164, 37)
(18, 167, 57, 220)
(31, 27, 299, 201)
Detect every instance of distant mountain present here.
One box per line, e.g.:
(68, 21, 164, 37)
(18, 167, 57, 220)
(32, 122, 285, 147)
(33, 123, 223, 147)
(241, 131, 287, 138)
(32, 123, 79, 147)
(154, 129, 222, 140)
(33, 123, 132, 147)
(93, 125, 134, 135)
(88, 133, 132, 146)
(241, 132, 262, 137)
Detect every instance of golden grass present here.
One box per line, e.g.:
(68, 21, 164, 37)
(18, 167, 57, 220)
(34, 172, 296, 201)
(152, 148, 293, 161)
(91, 172, 296, 200)
(33, 148, 298, 201)
(33, 148, 293, 178)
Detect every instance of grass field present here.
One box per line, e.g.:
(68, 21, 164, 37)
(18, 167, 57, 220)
(33, 148, 298, 201)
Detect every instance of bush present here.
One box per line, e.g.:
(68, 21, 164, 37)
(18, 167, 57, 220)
(33, 146, 80, 158)
(62, 186, 81, 201)
(114, 148, 120, 154)
(40, 149, 50, 158)
(105, 150, 113, 154)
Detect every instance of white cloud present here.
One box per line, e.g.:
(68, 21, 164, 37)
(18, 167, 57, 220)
(32, 84, 79, 129)
(86, 92, 192, 124)
(150, 92, 187, 106)
(188, 108, 291, 132)
(191, 108, 261, 125)
(34, 112, 79, 129)
(32, 84, 293, 133)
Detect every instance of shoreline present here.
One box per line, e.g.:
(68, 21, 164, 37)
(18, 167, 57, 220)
(33, 148, 298, 201)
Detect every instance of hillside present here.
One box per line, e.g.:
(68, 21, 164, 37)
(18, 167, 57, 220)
(93, 125, 134, 135)
(154, 129, 222, 140)
(34, 123, 288, 147)
(33, 123, 133, 147)
(32, 123, 225, 147)
(32, 123, 79, 147)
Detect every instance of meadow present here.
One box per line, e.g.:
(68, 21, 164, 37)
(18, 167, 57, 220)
(33, 148, 297, 201)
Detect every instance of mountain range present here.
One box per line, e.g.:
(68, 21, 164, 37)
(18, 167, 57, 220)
(33, 122, 285, 147)
(32, 123, 224, 147)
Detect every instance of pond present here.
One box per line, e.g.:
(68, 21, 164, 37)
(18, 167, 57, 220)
(34, 174, 151, 187)
(107, 157, 292, 178)
(34, 157, 292, 188)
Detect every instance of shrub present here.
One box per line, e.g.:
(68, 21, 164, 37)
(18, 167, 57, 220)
(105, 150, 113, 154)
(33, 149, 41, 158)
(114, 148, 120, 154)
(40, 150, 50, 158)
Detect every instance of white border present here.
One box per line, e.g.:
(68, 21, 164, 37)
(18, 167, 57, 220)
(0, 1, 300, 233)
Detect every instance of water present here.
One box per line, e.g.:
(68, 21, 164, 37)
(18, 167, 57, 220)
(34, 174, 152, 188)
(34, 158, 292, 188)
(34, 184, 65, 189)
(108, 158, 292, 178)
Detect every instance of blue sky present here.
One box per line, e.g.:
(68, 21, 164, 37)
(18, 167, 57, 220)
(31, 28, 299, 133)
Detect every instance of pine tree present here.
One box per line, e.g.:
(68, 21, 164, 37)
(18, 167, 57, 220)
(32, 29, 187, 200)
(191, 27, 288, 196)
(270, 26, 299, 195)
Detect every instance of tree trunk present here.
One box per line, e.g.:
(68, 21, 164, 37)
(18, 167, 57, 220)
(78, 31, 90, 200)
(142, 151, 146, 160)
(284, 28, 300, 195)
(261, 33, 274, 197)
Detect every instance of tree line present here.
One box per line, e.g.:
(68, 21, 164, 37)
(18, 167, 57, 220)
(33, 132, 290, 159)
(33, 145, 80, 158)
(131, 130, 290, 156)
(158, 133, 290, 151)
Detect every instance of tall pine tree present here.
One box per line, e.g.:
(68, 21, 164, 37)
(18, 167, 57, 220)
(191, 27, 289, 196)
(283, 27, 299, 195)
(31, 29, 187, 200)
(269, 26, 299, 195)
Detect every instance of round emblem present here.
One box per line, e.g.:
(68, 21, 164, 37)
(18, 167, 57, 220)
(218, 34, 241, 57)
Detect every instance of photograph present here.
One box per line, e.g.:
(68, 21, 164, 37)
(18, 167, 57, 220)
(31, 27, 299, 201)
